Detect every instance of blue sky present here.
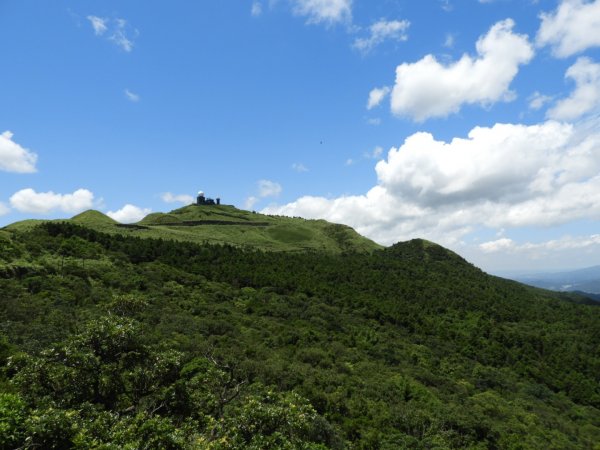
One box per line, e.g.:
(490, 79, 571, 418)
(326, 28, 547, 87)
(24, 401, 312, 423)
(2, 0, 600, 273)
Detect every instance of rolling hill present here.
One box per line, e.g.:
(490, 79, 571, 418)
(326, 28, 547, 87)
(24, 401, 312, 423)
(6, 204, 382, 254)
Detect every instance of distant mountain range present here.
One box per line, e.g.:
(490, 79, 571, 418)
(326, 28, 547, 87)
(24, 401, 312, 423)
(512, 265, 600, 296)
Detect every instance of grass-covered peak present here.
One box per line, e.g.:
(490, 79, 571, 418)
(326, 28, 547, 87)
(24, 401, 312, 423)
(71, 210, 117, 225)
(134, 204, 382, 253)
(141, 204, 269, 225)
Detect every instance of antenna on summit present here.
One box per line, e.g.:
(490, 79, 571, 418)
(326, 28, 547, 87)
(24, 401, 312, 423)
(196, 190, 220, 206)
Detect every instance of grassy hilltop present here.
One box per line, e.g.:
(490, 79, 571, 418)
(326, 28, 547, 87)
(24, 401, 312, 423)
(6, 204, 382, 254)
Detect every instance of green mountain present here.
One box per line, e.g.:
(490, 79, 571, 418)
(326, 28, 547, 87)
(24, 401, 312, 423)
(71, 209, 119, 226)
(6, 205, 382, 253)
(0, 216, 599, 449)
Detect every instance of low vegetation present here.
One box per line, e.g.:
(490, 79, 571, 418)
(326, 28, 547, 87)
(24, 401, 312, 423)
(7, 206, 382, 254)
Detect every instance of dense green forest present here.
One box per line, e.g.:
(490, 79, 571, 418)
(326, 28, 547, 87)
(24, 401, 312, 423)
(1, 221, 599, 449)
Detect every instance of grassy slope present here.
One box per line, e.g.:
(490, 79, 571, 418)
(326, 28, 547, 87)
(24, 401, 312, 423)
(5, 205, 382, 253)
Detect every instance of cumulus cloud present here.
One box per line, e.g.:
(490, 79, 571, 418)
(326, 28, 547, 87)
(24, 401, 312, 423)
(353, 19, 410, 53)
(161, 192, 194, 204)
(388, 19, 533, 121)
(374, 121, 578, 207)
(292, 0, 352, 25)
(0, 131, 38, 173)
(87, 16, 137, 52)
(537, 0, 600, 58)
(107, 204, 151, 223)
(263, 116, 600, 249)
(10, 188, 94, 214)
(547, 57, 600, 120)
(367, 86, 390, 110)
(480, 237, 515, 253)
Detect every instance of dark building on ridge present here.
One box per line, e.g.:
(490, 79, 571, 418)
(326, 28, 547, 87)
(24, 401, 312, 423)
(196, 191, 220, 206)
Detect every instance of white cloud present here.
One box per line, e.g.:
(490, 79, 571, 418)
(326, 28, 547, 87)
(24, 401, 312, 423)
(110, 19, 135, 52)
(244, 180, 282, 210)
(161, 192, 194, 204)
(10, 188, 94, 214)
(388, 19, 533, 121)
(475, 231, 600, 272)
(374, 120, 600, 217)
(366, 118, 381, 126)
(537, 0, 600, 58)
(107, 204, 151, 223)
(258, 179, 282, 197)
(345, 158, 354, 166)
(364, 146, 383, 159)
(480, 237, 515, 253)
(292, 0, 352, 25)
(480, 234, 600, 253)
(263, 116, 600, 249)
(245, 196, 259, 210)
(353, 19, 410, 53)
(0, 131, 38, 173)
(87, 16, 137, 52)
(528, 91, 553, 110)
(367, 86, 390, 110)
(87, 15, 107, 35)
(0, 202, 9, 216)
(124, 89, 140, 102)
(292, 163, 309, 172)
(251, 1, 263, 16)
(547, 57, 600, 120)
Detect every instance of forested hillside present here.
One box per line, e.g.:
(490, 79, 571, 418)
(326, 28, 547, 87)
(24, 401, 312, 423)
(1, 222, 599, 449)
